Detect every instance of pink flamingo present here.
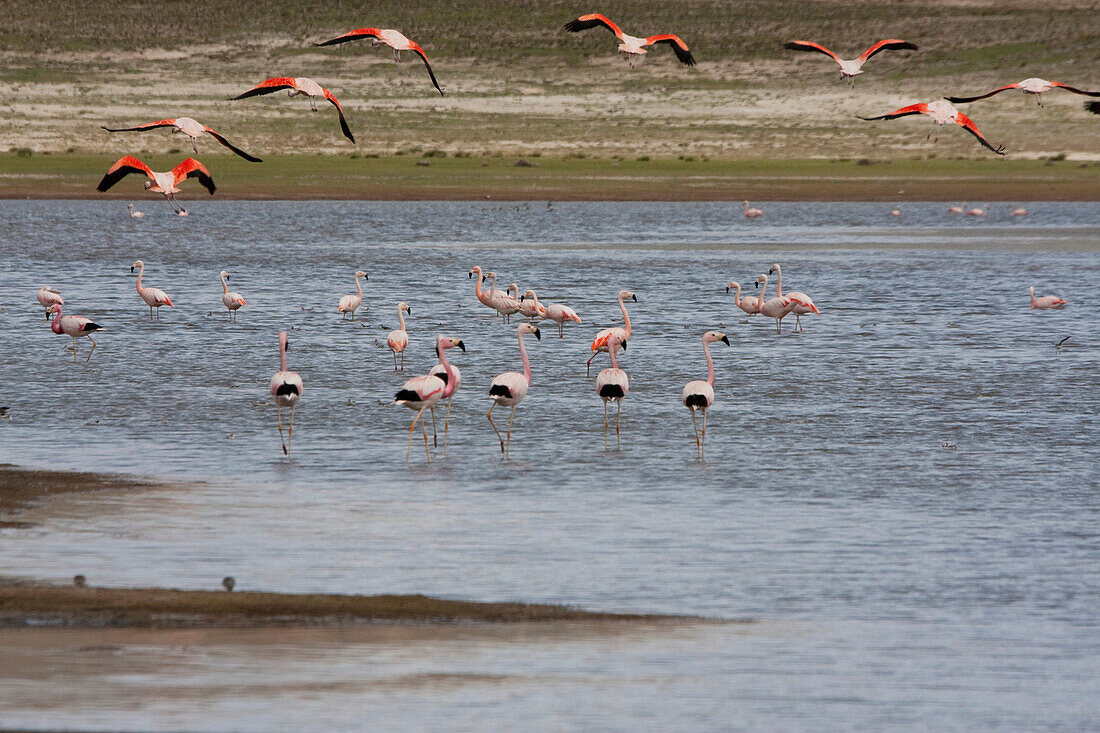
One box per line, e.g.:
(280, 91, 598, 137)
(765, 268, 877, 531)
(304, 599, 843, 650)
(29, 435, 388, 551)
(890, 208, 901, 217)
(770, 264, 819, 331)
(595, 332, 630, 448)
(1029, 286, 1066, 310)
(127, 204, 144, 218)
(429, 358, 461, 450)
(588, 289, 636, 375)
(271, 331, 303, 457)
(543, 300, 582, 338)
(947, 78, 1100, 108)
(96, 156, 215, 214)
(130, 260, 174, 319)
(860, 101, 1006, 155)
(487, 323, 541, 456)
(394, 335, 464, 462)
(49, 304, 103, 363)
(682, 330, 730, 458)
(468, 267, 497, 313)
(36, 286, 63, 319)
(1010, 206, 1028, 217)
(755, 273, 794, 334)
(387, 302, 411, 370)
(967, 206, 987, 216)
(314, 28, 444, 96)
(338, 270, 368, 319)
(518, 290, 547, 320)
(947, 205, 965, 213)
(726, 281, 761, 315)
(220, 270, 245, 321)
(564, 14, 695, 67)
(102, 117, 261, 161)
(485, 273, 522, 321)
(743, 201, 764, 218)
(784, 39, 917, 84)
(230, 77, 354, 143)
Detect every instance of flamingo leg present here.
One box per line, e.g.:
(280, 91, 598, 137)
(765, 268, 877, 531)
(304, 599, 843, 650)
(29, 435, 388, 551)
(287, 404, 296, 456)
(615, 401, 622, 449)
(691, 409, 700, 451)
(401, 351, 405, 371)
(277, 406, 287, 455)
(487, 402, 505, 454)
(421, 412, 431, 462)
(442, 398, 453, 452)
(430, 407, 438, 447)
(796, 314, 803, 331)
(71, 336, 78, 362)
(701, 409, 708, 459)
(191, 138, 198, 154)
(392, 350, 398, 370)
(86, 336, 97, 364)
(559, 322, 564, 338)
(406, 407, 424, 463)
(587, 351, 598, 376)
(505, 405, 516, 456)
(603, 400, 609, 448)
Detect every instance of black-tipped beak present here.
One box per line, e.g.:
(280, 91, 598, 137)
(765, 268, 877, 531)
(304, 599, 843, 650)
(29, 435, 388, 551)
(721, 335, 730, 346)
(725, 286, 730, 293)
(621, 340, 627, 350)
(130, 266, 135, 273)
(407, 306, 411, 314)
(533, 329, 541, 340)
(468, 271, 473, 279)
(456, 340, 466, 352)
(631, 295, 638, 302)
(519, 294, 526, 301)
(363, 274, 369, 280)
(755, 281, 760, 289)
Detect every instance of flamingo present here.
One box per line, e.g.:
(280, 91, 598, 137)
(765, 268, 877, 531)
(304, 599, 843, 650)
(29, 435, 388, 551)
(947, 205, 965, 213)
(743, 201, 764, 218)
(102, 118, 261, 162)
(595, 332, 630, 448)
(387, 302, 411, 370)
(588, 289, 636, 375)
(1087, 101, 1100, 115)
(755, 273, 794, 334)
(485, 272, 522, 322)
(338, 270, 368, 319)
(314, 28, 444, 96)
(97, 156, 215, 214)
(468, 266, 497, 314)
(967, 207, 987, 216)
(784, 39, 918, 84)
(726, 281, 761, 316)
(518, 290, 547, 320)
(1011, 206, 1028, 217)
(487, 323, 541, 456)
(429, 358, 461, 450)
(271, 330, 303, 457)
(543, 301, 582, 338)
(229, 78, 354, 143)
(890, 208, 901, 217)
(127, 203, 144, 218)
(564, 14, 695, 68)
(946, 78, 1100, 108)
(770, 264, 819, 332)
(36, 286, 63, 319)
(130, 260, 174, 319)
(49, 304, 103, 363)
(682, 330, 730, 458)
(220, 270, 246, 321)
(394, 335, 464, 462)
(860, 101, 1006, 155)
(1029, 286, 1067, 310)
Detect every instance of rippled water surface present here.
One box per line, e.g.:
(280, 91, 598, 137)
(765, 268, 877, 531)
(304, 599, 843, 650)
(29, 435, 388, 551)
(2, 200, 1099, 730)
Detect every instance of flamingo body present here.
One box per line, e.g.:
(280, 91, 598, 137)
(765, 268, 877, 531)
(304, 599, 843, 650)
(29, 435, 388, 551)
(219, 270, 245, 320)
(589, 289, 636, 374)
(1029, 286, 1066, 310)
(387, 302, 411, 370)
(230, 77, 354, 142)
(565, 14, 695, 67)
(36, 287, 64, 318)
(784, 39, 917, 82)
(544, 302, 582, 337)
(315, 28, 444, 96)
(97, 156, 215, 214)
(131, 260, 174, 319)
(102, 117, 261, 161)
(595, 332, 629, 447)
(49, 304, 103, 363)
(743, 200, 764, 218)
(947, 78, 1100, 107)
(682, 330, 729, 457)
(338, 270, 368, 319)
(271, 331, 302, 456)
(860, 100, 1006, 155)
(726, 282, 761, 315)
(487, 323, 540, 455)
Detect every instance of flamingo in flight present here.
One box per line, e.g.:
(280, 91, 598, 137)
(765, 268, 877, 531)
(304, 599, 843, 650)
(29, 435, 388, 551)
(784, 39, 917, 83)
(36, 286, 63, 319)
(726, 282, 761, 316)
(588, 289, 636, 375)
(947, 78, 1100, 108)
(860, 101, 1006, 155)
(387, 302, 411, 370)
(543, 300, 582, 338)
(770, 264, 818, 332)
(595, 332, 629, 449)
(394, 335, 464, 463)
(49, 304, 104, 363)
(682, 330, 730, 458)
(96, 156, 215, 214)
(564, 14, 696, 67)
(271, 331, 303, 457)
(130, 260, 174, 319)
(743, 201, 764, 218)
(230, 78, 354, 143)
(220, 270, 246, 321)
(102, 118, 261, 162)
(487, 323, 541, 456)
(338, 270, 368, 319)
(315, 28, 444, 96)
(1029, 286, 1066, 310)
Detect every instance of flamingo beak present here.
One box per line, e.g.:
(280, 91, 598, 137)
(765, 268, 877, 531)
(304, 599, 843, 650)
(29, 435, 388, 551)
(130, 266, 135, 273)
(721, 335, 730, 346)
(468, 271, 473, 279)
(631, 295, 638, 302)
(533, 328, 541, 340)
(456, 340, 466, 352)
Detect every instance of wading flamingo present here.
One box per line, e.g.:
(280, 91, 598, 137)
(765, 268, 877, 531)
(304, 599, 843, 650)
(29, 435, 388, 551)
(1029, 286, 1066, 310)
(860, 101, 1006, 155)
(338, 270, 368, 319)
(588, 289, 636, 375)
(468, 266, 497, 314)
(770, 263, 819, 331)
(595, 332, 629, 449)
(314, 28, 444, 96)
(220, 270, 246, 321)
(127, 203, 144, 218)
(487, 323, 541, 456)
(485, 272, 522, 322)
(102, 118, 261, 161)
(564, 14, 695, 67)
(130, 260, 174, 319)
(543, 301, 582, 338)
(49, 304, 103, 363)
(784, 39, 917, 84)
(429, 357, 461, 450)
(387, 302, 411, 370)
(394, 335, 464, 463)
(1011, 206, 1028, 217)
(967, 207, 987, 216)
(230, 78, 354, 143)
(519, 290, 547, 320)
(947, 78, 1100, 107)
(36, 287, 63, 319)
(726, 281, 761, 316)
(743, 201, 764, 218)
(682, 330, 730, 458)
(271, 331, 303, 457)
(947, 205, 965, 213)
(97, 156, 215, 214)
(890, 208, 901, 217)
(755, 273, 794, 334)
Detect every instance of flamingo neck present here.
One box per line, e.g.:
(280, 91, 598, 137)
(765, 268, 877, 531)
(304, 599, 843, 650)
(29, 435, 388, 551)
(50, 307, 63, 334)
(619, 294, 632, 338)
(221, 274, 229, 294)
(518, 332, 531, 385)
(609, 341, 620, 370)
(135, 264, 144, 292)
(488, 278, 497, 296)
(355, 274, 363, 298)
(773, 266, 783, 298)
(473, 272, 484, 299)
(758, 276, 768, 301)
(704, 340, 715, 386)
(731, 283, 741, 306)
(1029, 289, 1036, 307)
(438, 343, 458, 398)
(398, 308, 406, 331)
(279, 342, 288, 372)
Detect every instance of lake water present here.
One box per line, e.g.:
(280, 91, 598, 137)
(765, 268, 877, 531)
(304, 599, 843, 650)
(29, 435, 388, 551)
(1, 200, 1099, 730)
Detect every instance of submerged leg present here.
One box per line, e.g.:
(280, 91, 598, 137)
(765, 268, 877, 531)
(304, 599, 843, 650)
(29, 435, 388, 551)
(71, 337, 78, 362)
(603, 400, 609, 448)
(616, 401, 622, 449)
(277, 406, 287, 455)
(691, 409, 700, 450)
(86, 336, 97, 364)
(487, 402, 504, 454)
(406, 407, 424, 463)
(505, 405, 516, 456)
(287, 404, 296, 456)
(421, 413, 431, 462)
(392, 350, 398, 370)
(442, 398, 453, 451)
(701, 409, 708, 459)
(430, 407, 438, 447)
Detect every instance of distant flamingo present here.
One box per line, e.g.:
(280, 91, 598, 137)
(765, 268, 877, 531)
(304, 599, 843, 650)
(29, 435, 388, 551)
(387, 302, 411, 370)
(519, 290, 547, 320)
(429, 357, 461, 450)
(102, 117, 261, 161)
(784, 39, 918, 84)
(860, 101, 1006, 155)
(682, 330, 730, 458)
(314, 28, 444, 96)
(588, 289, 636, 375)
(130, 260, 174, 319)
(271, 331, 303, 457)
(49, 304, 103, 363)
(338, 270, 368, 319)
(230, 77, 354, 143)
(468, 266, 497, 313)
(1029, 286, 1067, 310)
(967, 207, 987, 216)
(485, 272, 522, 321)
(595, 332, 630, 448)
(564, 14, 696, 67)
(743, 201, 764, 218)
(890, 208, 901, 217)
(755, 273, 794, 334)
(947, 78, 1100, 107)
(726, 282, 761, 316)
(97, 156, 215, 214)
(394, 335, 464, 462)
(220, 270, 246, 321)
(947, 204, 965, 213)
(543, 300, 582, 337)
(36, 286, 63, 319)
(1011, 206, 1028, 217)
(770, 264, 818, 332)
(487, 323, 541, 456)
(127, 203, 144, 218)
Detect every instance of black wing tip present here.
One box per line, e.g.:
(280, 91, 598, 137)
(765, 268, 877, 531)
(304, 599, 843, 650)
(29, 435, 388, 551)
(564, 19, 583, 32)
(1086, 101, 1100, 114)
(783, 41, 802, 50)
(893, 41, 919, 50)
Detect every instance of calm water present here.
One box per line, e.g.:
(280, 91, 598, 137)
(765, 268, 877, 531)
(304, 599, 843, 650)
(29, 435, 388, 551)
(2, 200, 1099, 730)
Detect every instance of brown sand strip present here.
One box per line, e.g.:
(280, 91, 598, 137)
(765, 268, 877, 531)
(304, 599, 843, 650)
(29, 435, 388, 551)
(0, 464, 160, 529)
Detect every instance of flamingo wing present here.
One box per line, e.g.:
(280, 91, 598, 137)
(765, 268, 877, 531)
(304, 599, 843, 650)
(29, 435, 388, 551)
(409, 43, 445, 96)
(784, 40, 841, 63)
(323, 89, 355, 143)
(954, 111, 1006, 155)
(229, 77, 297, 100)
(645, 34, 696, 66)
(96, 155, 154, 191)
(1086, 101, 1100, 114)
(859, 39, 918, 61)
(944, 83, 1020, 104)
(172, 158, 217, 193)
(101, 119, 177, 133)
(859, 103, 928, 121)
(201, 126, 262, 162)
(1051, 82, 1100, 97)
(313, 27, 383, 46)
(564, 13, 624, 40)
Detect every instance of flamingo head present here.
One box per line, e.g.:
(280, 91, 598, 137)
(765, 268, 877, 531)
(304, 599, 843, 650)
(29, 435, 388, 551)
(755, 274, 767, 289)
(220, 270, 229, 280)
(618, 289, 637, 303)
(437, 335, 465, 353)
(468, 266, 482, 279)
(1028, 286, 1035, 295)
(521, 289, 537, 302)
(703, 331, 730, 346)
(517, 322, 541, 340)
(769, 263, 781, 276)
(726, 281, 739, 294)
(50, 303, 62, 315)
(130, 259, 143, 273)
(398, 301, 410, 314)
(354, 270, 368, 280)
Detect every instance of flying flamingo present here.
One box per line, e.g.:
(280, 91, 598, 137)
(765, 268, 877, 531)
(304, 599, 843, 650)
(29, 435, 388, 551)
(49, 304, 103, 363)
(946, 78, 1100, 107)
(860, 101, 1006, 155)
(468, 266, 497, 314)
(967, 207, 987, 216)
(487, 323, 541, 456)
(387, 302, 411, 370)
(681, 330, 730, 458)
(518, 290, 547, 320)
(97, 156, 215, 214)
(127, 204, 144, 218)
(36, 286, 63, 319)
(588, 289, 636, 375)
(230, 78, 354, 143)
(564, 14, 696, 68)
(755, 273, 794, 334)
(770, 263, 819, 331)
(1029, 286, 1067, 310)
(394, 335, 464, 462)
(102, 118, 261, 162)
(543, 300, 582, 338)
(743, 201, 764, 218)
(271, 330, 303, 457)
(219, 271, 246, 321)
(595, 332, 630, 449)
(314, 28, 444, 96)
(1011, 206, 1028, 217)
(726, 281, 761, 315)
(429, 357, 461, 450)
(130, 260, 174, 319)
(338, 270, 368, 319)
(784, 39, 918, 84)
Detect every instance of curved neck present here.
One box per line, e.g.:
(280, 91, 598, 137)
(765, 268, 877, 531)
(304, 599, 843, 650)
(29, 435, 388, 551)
(221, 273, 229, 293)
(743, 201, 748, 212)
(773, 266, 783, 297)
(758, 276, 768, 301)
(517, 332, 531, 384)
(704, 340, 715, 386)
(135, 264, 144, 291)
(488, 277, 497, 295)
(731, 283, 741, 305)
(279, 342, 288, 372)
(397, 308, 406, 331)
(355, 274, 363, 298)
(51, 307, 63, 333)
(609, 341, 620, 370)
(438, 343, 457, 398)
(618, 295, 632, 338)
(473, 271, 484, 298)
(1029, 289, 1036, 306)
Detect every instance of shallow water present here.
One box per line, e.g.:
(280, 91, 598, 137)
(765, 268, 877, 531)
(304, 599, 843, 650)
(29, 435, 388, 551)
(2, 200, 1099, 729)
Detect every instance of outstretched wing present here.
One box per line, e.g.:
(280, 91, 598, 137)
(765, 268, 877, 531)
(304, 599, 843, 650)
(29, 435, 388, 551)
(859, 39, 918, 62)
(202, 126, 262, 162)
(101, 119, 177, 133)
(784, 40, 840, 63)
(409, 42, 445, 96)
(564, 13, 624, 40)
(944, 83, 1020, 104)
(229, 77, 296, 100)
(1052, 82, 1100, 97)
(172, 158, 217, 194)
(313, 27, 383, 47)
(645, 34, 696, 66)
(955, 111, 1006, 155)
(96, 155, 154, 192)
(859, 103, 927, 121)
(1086, 101, 1100, 114)
(324, 89, 355, 143)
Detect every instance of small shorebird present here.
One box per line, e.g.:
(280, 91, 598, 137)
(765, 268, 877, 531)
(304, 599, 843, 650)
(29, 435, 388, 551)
(131, 260, 174, 319)
(564, 13, 695, 67)
(860, 101, 1006, 155)
(682, 330, 730, 458)
(97, 156, 215, 214)
(220, 270, 246, 321)
(102, 117, 261, 161)
(230, 77, 355, 142)
(314, 28, 444, 96)
(271, 331, 303, 456)
(784, 39, 918, 84)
